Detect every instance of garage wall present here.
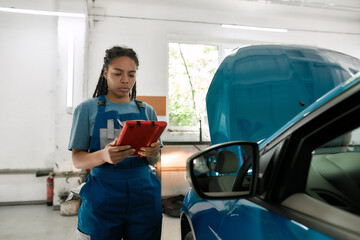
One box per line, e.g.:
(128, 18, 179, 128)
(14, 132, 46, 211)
(0, 0, 87, 204)
(0, 0, 359, 203)
(0, 1, 58, 203)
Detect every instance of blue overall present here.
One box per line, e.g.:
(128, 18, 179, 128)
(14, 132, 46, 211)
(78, 95, 162, 240)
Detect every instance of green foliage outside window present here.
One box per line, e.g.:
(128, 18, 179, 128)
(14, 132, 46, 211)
(169, 43, 218, 127)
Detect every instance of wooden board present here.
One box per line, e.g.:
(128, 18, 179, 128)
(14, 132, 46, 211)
(137, 96, 166, 116)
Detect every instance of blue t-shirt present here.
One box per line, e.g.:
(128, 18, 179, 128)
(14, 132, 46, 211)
(68, 96, 159, 151)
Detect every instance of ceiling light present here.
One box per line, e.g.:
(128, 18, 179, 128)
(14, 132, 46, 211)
(222, 24, 288, 33)
(0, 6, 85, 18)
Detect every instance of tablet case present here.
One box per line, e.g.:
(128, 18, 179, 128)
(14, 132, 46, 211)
(115, 120, 167, 156)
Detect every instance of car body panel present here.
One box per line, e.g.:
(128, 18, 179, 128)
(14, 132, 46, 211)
(182, 191, 334, 240)
(259, 73, 360, 150)
(181, 43, 360, 240)
(182, 74, 360, 239)
(207, 45, 360, 145)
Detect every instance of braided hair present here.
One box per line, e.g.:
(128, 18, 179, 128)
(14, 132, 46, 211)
(93, 46, 139, 99)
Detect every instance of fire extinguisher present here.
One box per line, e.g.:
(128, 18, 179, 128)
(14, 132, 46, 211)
(47, 172, 54, 206)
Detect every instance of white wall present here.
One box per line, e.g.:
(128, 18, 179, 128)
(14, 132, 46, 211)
(0, 1, 57, 202)
(0, 0, 359, 203)
(0, 2, 59, 169)
(0, 0, 87, 204)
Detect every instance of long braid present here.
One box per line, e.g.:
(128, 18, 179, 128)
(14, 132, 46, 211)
(92, 69, 108, 98)
(93, 46, 139, 99)
(131, 82, 137, 99)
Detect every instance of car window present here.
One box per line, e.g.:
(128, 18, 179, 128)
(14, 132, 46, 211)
(306, 126, 360, 215)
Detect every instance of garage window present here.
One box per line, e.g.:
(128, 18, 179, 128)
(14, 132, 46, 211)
(168, 43, 219, 142)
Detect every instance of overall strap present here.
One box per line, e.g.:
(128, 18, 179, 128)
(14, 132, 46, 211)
(98, 95, 106, 113)
(134, 99, 145, 115)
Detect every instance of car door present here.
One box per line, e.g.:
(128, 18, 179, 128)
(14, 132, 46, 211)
(211, 140, 335, 240)
(255, 79, 360, 240)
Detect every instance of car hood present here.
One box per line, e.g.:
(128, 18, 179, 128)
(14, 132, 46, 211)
(206, 44, 360, 144)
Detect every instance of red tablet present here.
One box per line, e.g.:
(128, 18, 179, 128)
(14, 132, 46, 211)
(115, 120, 167, 156)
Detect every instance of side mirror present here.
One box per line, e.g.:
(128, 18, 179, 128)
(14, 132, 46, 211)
(187, 141, 259, 200)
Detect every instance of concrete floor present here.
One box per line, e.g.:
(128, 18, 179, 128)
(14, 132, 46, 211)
(0, 204, 180, 240)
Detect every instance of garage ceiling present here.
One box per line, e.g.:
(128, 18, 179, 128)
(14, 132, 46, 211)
(95, 0, 360, 12)
(243, 0, 360, 12)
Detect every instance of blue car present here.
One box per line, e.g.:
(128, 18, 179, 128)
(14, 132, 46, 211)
(180, 45, 360, 240)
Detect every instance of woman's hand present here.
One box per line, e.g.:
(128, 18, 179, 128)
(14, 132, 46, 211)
(72, 141, 135, 169)
(138, 141, 161, 165)
(138, 141, 160, 158)
(101, 140, 136, 165)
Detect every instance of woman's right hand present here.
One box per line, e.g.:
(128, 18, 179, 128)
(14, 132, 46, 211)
(101, 140, 136, 165)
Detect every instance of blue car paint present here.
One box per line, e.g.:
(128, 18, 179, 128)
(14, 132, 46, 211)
(182, 73, 360, 239)
(181, 44, 360, 240)
(260, 73, 360, 149)
(207, 45, 360, 145)
(182, 190, 335, 240)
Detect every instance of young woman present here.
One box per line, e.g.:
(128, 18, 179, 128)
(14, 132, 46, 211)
(68, 46, 162, 240)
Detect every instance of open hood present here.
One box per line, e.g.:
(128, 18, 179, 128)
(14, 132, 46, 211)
(206, 45, 360, 144)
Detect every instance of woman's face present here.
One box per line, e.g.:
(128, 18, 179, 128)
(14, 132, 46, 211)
(104, 56, 137, 102)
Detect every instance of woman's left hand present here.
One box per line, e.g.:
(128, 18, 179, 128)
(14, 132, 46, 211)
(138, 141, 160, 158)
